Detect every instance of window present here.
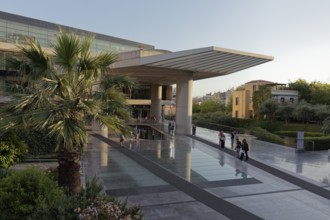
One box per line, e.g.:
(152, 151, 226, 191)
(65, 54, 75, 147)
(235, 97, 239, 105)
(280, 97, 285, 103)
(290, 98, 294, 103)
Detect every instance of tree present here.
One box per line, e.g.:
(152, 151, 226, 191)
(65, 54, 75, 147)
(288, 79, 311, 102)
(225, 95, 233, 115)
(275, 104, 295, 123)
(322, 116, 330, 134)
(0, 30, 133, 193)
(235, 84, 245, 91)
(313, 104, 330, 123)
(258, 99, 279, 121)
(192, 101, 201, 113)
(292, 100, 316, 123)
(309, 81, 330, 105)
(252, 85, 272, 118)
(199, 99, 225, 113)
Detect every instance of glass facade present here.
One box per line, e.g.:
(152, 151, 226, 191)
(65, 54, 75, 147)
(129, 85, 151, 99)
(0, 12, 175, 120)
(0, 11, 154, 71)
(0, 18, 141, 53)
(0, 11, 155, 96)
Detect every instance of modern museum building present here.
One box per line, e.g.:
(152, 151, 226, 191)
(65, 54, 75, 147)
(0, 11, 273, 134)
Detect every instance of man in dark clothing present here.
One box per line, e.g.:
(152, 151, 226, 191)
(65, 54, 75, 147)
(192, 124, 196, 135)
(230, 130, 236, 148)
(242, 139, 249, 160)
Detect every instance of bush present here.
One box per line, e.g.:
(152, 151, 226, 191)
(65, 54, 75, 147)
(254, 120, 282, 132)
(304, 136, 330, 151)
(278, 123, 322, 132)
(193, 112, 247, 133)
(0, 131, 28, 169)
(274, 131, 324, 137)
(16, 129, 57, 156)
(0, 167, 65, 220)
(250, 127, 284, 145)
(0, 168, 144, 220)
(64, 178, 144, 220)
(322, 116, 330, 134)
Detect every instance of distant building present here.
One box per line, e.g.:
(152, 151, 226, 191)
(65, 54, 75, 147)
(232, 80, 298, 119)
(195, 88, 234, 106)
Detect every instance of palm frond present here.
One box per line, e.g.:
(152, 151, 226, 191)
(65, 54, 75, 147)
(19, 38, 50, 80)
(49, 118, 87, 150)
(0, 29, 134, 152)
(53, 29, 80, 73)
(100, 75, 136, 91)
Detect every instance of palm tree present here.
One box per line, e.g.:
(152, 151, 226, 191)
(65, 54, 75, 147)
(0, 30, 134, 193)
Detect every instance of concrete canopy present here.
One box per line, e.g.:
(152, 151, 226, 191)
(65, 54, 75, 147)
(110, 46, 273, 85)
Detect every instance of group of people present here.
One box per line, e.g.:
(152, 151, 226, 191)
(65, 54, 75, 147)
(122, 124, 250, 160)
(218, 130, 249, 160)
(235, 138, 249, 160)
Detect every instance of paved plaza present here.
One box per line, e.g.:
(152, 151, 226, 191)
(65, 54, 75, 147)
(84, 124, 330, 220)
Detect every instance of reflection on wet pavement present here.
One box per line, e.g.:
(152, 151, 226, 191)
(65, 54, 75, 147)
(126, 136, 251, 184)
(196, 126, 330, 185)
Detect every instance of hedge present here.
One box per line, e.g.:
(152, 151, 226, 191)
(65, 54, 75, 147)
(16, 129, 57, 156)
(250, 127, 284, 145)
(304, 136, 330, 151)
(274, 131, 325, 138)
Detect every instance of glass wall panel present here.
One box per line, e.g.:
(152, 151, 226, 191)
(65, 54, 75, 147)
(0, 17, 141, 53)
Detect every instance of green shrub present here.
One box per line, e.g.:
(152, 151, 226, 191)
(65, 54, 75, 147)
(254, 120, 282, 132)
(193, 112, 256, 132)
(274, 131, 324, 137)
(193, 112, 248, 133)
(304, 136, 330, 151)
(322, 116, 330, 134)
(0, 131, 28, 169)
(0, 168, 144, 220)
(278, 123, 322, 132)
(250, 127, 284, 144)
(0, 167, 65, 220)
(16, 129, 56, 156)
(64, 178, 144, 220)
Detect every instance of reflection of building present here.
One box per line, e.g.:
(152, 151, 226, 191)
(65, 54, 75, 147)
(232, 80, 299, 119)
(0, 11, 273, 134)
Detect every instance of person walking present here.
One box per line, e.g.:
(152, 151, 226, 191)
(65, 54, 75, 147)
(218, 130, 225, 148)
(242, 139, 249, 160)
(119, 133, 125, 146)
(230, 130, 236, 148)
(152, 129, 155, 140)
(168, 122, 172, 134)
(235, 138, 242, 158)
(171, 122, 175, 135)
(192, 124, 196, 135)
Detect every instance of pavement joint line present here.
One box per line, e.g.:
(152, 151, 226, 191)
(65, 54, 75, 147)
(91, 133, 263, 220)
(188, 134, 330, 200)
(138, 199, 197, 208)
(220, 188, 303, 199)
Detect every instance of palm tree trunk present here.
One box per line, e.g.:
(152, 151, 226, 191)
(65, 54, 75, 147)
(57, 144, 81, 194)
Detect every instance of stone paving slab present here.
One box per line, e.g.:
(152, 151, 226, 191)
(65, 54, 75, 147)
(85, 128, 330, 220)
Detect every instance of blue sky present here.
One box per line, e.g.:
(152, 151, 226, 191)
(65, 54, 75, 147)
(2, 0, 330, 97)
